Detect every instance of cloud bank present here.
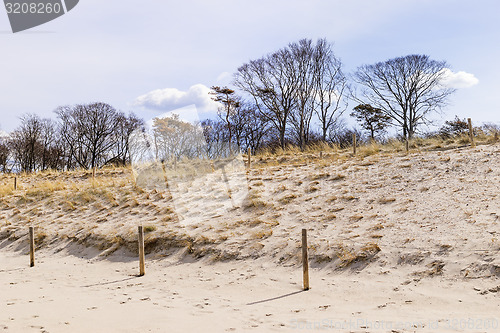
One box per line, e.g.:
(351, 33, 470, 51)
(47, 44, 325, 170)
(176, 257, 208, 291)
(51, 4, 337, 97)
(440, 69, 479, 89)
(134, 84, 220, 115)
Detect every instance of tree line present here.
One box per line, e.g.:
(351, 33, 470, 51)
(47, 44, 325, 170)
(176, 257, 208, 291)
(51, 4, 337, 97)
(1, 37, 488, 173)
(207, 38, 457, 153)
(0, 103, 144, 173)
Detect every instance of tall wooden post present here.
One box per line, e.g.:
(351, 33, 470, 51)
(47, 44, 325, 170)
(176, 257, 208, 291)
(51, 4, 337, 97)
(302, 229, 310, 291)
(352, 133, 357, 155)
(138, 226, 145, 276)
(247, 147, 251, 169)
(468, 118, 475, 147)
(29, 226, 35, 267)
(405, 138, 409, 153)
(14, 177, 17, 190)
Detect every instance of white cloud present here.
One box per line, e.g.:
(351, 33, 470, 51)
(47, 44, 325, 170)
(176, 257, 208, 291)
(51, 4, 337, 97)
(440, 68, 479, 89)
(134, 84, 220, 115)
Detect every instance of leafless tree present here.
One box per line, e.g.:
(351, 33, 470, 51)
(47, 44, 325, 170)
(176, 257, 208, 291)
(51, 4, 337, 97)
(9, 114, 44, 173)
(234, 48, 297, 149)
(352, 54, 455, 140)
(153, 114, 207, 161)
(289, 39, 316, 148)
(0, 139, 10, 173)
(313, 39, 348, 141)
(111, 112, 145, 166)
(56, 103, 120, 170)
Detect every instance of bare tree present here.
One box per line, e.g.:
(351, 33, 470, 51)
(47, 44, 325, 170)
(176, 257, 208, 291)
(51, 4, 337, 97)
(153, 115, 207, 160)
(56, 103, 120, 170)
(9, 114, 44, 173)
(352, 54, 455, 140)
(313, 39, 348, 141)
(289, 39, 316, 148)
(201, 119, 229, 159)
(111, 112, 145, 166)
(39, 118, 60, 171)
(0, 139, 10, 173)
(234, 49, 297, 149)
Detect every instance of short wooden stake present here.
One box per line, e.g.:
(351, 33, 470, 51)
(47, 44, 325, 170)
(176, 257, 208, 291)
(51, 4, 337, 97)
(302, 228, 310, 291)
(352, 133, 357, 155)
(29, 226, 35, 267)
(14, 177, 17, 190)
(468, 118, 475, 147)
(138, 226, 145, 276)
(319, 151, 323, 159)
(247, 147, 251, 169)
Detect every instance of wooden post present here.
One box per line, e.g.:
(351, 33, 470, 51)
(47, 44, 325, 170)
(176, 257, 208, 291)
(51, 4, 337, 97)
(29, 226, 35, 267)
(468, 118, 475, 147)
(405, 138, 409, 153)
(302, 229, 309, 291)
(319, 151, 323, 159)
(352, 133, 357, 155)
(247, 147, 251, 169)
(14, 177, 17, 190)
(138, 226, 145, 276)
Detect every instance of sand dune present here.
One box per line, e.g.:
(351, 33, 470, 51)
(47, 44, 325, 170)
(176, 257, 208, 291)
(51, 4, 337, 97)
(1, 143, 500, 332)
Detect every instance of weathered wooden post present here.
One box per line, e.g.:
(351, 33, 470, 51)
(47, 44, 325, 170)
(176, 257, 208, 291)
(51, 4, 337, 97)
(302, 229, 310, 291)
(247, 147, 251, 169)
(468, 118, 475, 147)
(14, 177, 17, 190)
(29, 226, 35, 267)
(352, 133, 357, 155)
(320, 151, 323, 159)
(138, 226, 145, 276)
(405, 138, 409, 153)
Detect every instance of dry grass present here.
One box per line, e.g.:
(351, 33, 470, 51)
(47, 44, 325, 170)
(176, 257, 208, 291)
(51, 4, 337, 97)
(278, 193, 298, 204)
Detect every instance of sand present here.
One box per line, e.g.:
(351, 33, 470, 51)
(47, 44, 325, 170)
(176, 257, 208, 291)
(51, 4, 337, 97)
(2, 245, 499, 332)
(1, 143, 500, 332)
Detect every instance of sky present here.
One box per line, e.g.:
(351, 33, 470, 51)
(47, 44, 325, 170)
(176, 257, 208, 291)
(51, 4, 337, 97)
(0, 0, 499, 134)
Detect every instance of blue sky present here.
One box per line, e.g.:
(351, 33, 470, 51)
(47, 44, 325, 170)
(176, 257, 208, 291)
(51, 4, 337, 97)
(0, 0, 498, 133)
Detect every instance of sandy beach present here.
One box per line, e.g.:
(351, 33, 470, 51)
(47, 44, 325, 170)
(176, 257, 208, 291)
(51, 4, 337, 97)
(1, 244, 499, 332)
(1, 143, 500, 332)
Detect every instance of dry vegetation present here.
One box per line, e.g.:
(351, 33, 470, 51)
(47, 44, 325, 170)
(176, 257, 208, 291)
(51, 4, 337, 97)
(0, 134, 499, 280)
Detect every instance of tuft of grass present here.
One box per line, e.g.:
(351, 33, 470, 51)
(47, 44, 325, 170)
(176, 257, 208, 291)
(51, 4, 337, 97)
(244, 190, 268, 209)
(279, 193, 298, 204)
(143, 225, 157, 233)
(349, 214, 364, 222)
(369, 223, 384, 231)
(250, 229, 273, 240)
